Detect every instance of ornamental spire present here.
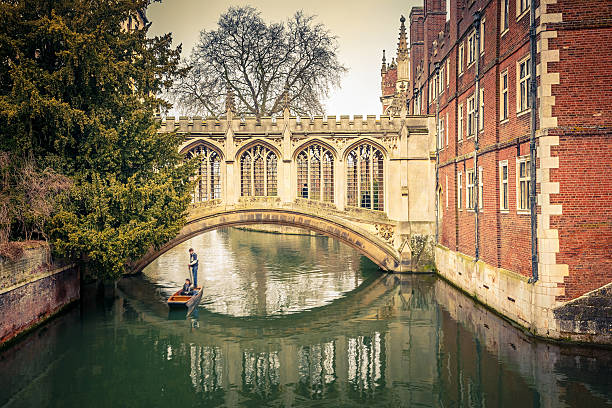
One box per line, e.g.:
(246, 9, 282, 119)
(225, 81, 235, 113)
(397, 15, 408, 61)
(381, 49, 387, 74)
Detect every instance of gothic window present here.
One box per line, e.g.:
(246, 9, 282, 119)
(240, 145, 278, 197)
(187, 145, 221, 203)
(346, 143, 384, 211)
(296, 144, 334, 203)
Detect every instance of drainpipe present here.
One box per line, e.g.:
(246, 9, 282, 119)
(473, 12, 481, 261)
(434, 62, 441, 244)
(528, 0, 539, 283)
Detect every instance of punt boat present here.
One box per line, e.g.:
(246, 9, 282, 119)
(167, 287, 203, 310)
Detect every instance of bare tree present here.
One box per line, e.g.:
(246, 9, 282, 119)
(172, 6, 347, 118)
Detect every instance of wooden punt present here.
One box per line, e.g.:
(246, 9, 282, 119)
(167, 287, 203, 309)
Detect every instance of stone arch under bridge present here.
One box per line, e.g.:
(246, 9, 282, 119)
(141, 111, 438, 272)
(135, 203, 405, 272)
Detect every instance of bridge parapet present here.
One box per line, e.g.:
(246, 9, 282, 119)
(160, 113, 432, 138)
(152, 109, 437, 273)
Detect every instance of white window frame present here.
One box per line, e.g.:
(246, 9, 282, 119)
(479, 87, 484, 131)
(478, 166, 483, 209)
(439, 65, 445, 94)
(446, 59, 450, 87)
(445, 112, 449, 146)
(459, 43, 464, 75)
(499, 160, 509, 212)
(438, 117, 445, 150)
(446, 175, 449, 208)
(516, 156, 531, 212)
(457, 171, 463, 209)
(517, 56, 531, 115)
(467, 94, 475, 137)
(500, 70, 509, 121)
(467, 31, 476, 66)
(458, 104, 464, 141)
(480, 18, 486, 56)
(466, 168, 475, 210)
(501, 0, 509, 35)
(517, 0, 529, 19)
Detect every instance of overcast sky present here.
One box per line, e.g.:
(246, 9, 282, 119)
(147, 0, 421, 116)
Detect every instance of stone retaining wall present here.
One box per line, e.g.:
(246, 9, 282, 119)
(0, 246, 80, 346)
(435, 244, 612, 345)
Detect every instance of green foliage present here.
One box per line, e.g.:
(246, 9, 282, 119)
(0, 0, 195, 281)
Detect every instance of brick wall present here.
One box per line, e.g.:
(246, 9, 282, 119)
(403, 0, 612, 307)
(551, 134, 612, 301)
(0, 247, 80, 346)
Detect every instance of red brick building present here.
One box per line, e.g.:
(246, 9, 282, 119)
(382, 0, 612, 342)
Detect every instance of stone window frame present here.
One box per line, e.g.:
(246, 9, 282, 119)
(466, 168, 475, 210)
(517, 0, 529, 20)
(458, 103, 464, 142)
(438, 117, 445, 150)
(445, 112, 449, 146)
(479, 87, 485, 132)
(239, 144, 279, 197)
(467, 94, 475, 137)
(457, 171, 463, 209)
(296, 143, 335, 203)
(516, 155, 531, 213)
(467, 31, 476, 67)
(478, 166, 483, 210)
(516, 55, 531, 116)
(458, 42, 465, 76)
(501, 0, 510, 36)
(445, 174, 449, 208)
(499, 160, 509, 212)
(480, 18, 486, 56)
(345, 142, 385, 212)
(500, 70, 509, 122)
(186, 144, 222, 203)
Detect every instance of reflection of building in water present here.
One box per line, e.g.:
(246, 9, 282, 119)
(347, 333, 385, 395)
(189, 344, 224, 395)
(110, 274, 612, 407)
(241, 350, 281, 398)
(297, 341, 336, 398)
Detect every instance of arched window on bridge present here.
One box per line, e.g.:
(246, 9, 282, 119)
(187, 145, 221, 203)
(240, 145, 278, 197)
(296, 144, 334, 202)
(346, 143, 384, 211)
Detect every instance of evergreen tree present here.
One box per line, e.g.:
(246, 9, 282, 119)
(0, 0, 195, 281)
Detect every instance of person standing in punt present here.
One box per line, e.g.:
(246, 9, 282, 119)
(188, 248, 198, 288)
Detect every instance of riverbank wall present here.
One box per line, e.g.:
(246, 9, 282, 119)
(0, 244, 79, 346)
(435, 244, 611, 345)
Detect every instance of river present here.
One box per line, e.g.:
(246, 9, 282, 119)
(0, 228, 610, 407)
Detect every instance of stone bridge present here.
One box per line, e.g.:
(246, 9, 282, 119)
(135, 108, 436, 272)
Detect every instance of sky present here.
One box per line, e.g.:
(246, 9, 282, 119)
(147, 0, 421, 117)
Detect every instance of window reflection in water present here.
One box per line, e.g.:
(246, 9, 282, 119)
(297, 341, 337, 398)
(347, 332, 385, 396)
(241, 350, 281, 398)
(189, 344, 224, 396)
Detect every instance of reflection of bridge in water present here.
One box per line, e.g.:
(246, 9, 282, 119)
(114, 274, 611, 407)
(136, 111, 437, 273)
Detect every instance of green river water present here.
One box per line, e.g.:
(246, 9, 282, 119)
(0, 228, 610, 407)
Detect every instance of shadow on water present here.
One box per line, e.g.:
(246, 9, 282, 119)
(0, 229, 611, 407)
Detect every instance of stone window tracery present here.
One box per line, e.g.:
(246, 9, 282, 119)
(240, 145, 278, 197)
(187, 145, 221, 203)
(296, 144, 334, 202)
(346, 143, 384, 211)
